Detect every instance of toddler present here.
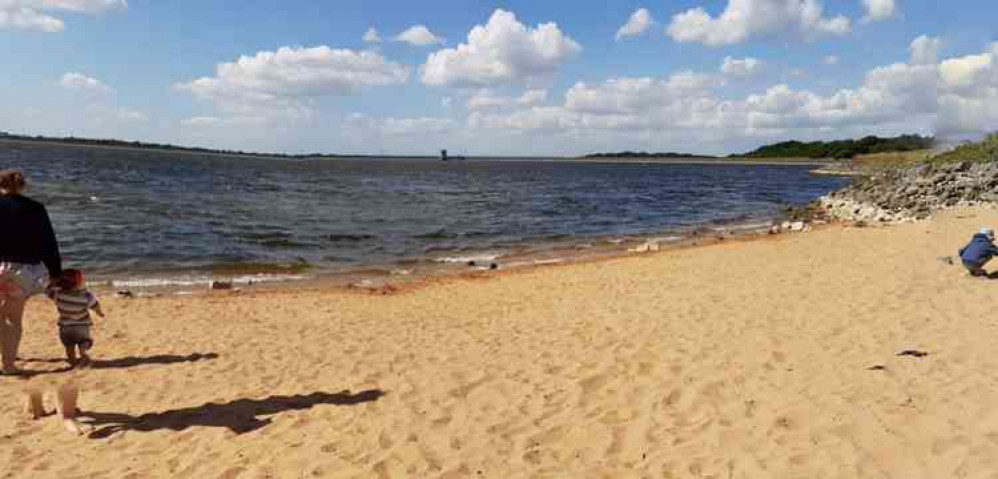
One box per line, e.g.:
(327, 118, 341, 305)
(48, 269, 104, 368)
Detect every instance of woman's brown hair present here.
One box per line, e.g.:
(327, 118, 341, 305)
(0, 170, 25, 196)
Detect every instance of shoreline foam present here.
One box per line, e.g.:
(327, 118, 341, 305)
(90, 217, 785, 296)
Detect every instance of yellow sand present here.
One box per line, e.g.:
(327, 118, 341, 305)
(4, 207, 998, 478)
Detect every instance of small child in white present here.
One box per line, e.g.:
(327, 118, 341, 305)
(48, 269, 104, 368)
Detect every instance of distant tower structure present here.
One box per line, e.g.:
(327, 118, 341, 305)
(440, 149, 449, 161)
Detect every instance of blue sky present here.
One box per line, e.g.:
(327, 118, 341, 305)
(2, 0, 997, 156)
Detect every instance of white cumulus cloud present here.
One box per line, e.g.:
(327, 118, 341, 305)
(382, 117, 455, 135)
(467, 89, 509, 110)
(36, 0, 126, 12)
(616, 8, 656, 41)
(466, 88, 550, 110)
(181, 116, 267, 128)
(938, 53, 991, 90)
(862, 0, 895, 22)
(177, 45, 409, 118)
(721, 56, 762, 76)
(60, 72, 113, 96)
(564, 72, 722, 116)
(395, 25, 445, 46)
(468, 36, 998, 145)
(363, 27, 381, 44)
(0, 0, 125, 32)
(517, 89, 548, 106)
(910, 35, 941, 65)
(823, 55, 839, 65)
(934, 44, 998, 137)
(421, 9, 582, 87)
(347, 113, 456, 136)
(666, 0, 852, 47)
(0, 6, 62, 31)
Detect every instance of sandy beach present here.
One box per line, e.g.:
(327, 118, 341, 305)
(4, 206, 998, 478)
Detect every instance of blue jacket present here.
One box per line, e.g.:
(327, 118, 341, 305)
(959, 234, 998, 267)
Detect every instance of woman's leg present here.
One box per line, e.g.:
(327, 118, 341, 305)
(0, 296, 27, 373)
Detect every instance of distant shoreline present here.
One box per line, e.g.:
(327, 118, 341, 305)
(1, 137, 290, 160)
(0, 137, 440, 161)
(1, 138, 835, 166)
(566, 156, 833, 166)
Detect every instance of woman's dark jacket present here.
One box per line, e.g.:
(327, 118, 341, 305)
(0, 195, 62, 276)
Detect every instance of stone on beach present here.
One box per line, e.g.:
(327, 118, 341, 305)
(629, 241, 661, 253)
(208, 280, 233, 290)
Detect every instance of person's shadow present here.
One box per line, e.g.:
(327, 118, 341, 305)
(82, 389, 386, 439)
(90, 353, 219, 369)
(17, 353, 219, 376)
(968, 269, 998, 280)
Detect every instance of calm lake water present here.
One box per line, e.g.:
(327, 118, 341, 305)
(2, 144, 849, 286)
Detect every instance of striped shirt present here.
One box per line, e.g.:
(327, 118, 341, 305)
(49, 288, 99, 327)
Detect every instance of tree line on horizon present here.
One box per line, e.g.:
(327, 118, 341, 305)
(586, 134, 935, 160)
(738, 134, 934, 159)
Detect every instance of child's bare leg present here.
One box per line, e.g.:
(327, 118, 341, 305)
(77, 347, 90, 368)
(64, 345, 77, 367)
(56, 382, 91, 435)
(24, 389, 48, 420)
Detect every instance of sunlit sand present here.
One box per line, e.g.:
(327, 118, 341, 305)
(4, 207, 998, 477)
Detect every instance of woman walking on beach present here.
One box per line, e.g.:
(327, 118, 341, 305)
(0, 170, 62, 375)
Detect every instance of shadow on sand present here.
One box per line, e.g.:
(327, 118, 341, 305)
(19, 353, 219, 372)
(83, 389, 386, 439)
(90, 353, 219, 369)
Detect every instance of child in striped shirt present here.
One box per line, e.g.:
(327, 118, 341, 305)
(48, 269, 104, 368)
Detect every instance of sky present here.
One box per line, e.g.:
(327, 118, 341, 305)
(1, 0, 997, 156)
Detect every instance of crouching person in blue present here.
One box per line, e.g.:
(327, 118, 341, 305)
(959, 227, 998, 276)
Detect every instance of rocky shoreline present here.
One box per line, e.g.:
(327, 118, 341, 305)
(808, 160, 870, 177)
(807, 160, 998, 224)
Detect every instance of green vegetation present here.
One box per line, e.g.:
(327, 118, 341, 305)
(931, 133, 998, 164)
(587, 134, 935, 161)
(736, 135, 934, 159)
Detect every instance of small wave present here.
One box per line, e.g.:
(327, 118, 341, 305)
(650, 236, 683, 243)
(259, 239, 316, 249)
(414, 229, 456, 240)
(434, 253, 503, 264)
(504, 258, 566, 268)
(538, 233, 573, 241)
(415, 229, 493, 240)
(707, 213, 756, 226)
(725, 222, 775, 232)
(239, 231, 292, 240)
(324, 233, 377, 243)
(202, 260, 312, 275)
